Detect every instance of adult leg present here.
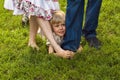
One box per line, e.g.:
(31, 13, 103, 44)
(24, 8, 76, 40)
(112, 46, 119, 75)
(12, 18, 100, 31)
(28, 16, 39, 50)
(83, 0, 102, 48)
(36, 17, 74, 58)
(61, 0, 84, 52)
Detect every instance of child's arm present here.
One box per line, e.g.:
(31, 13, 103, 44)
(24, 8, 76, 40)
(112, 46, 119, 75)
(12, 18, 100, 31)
(48, 45, 54, 54)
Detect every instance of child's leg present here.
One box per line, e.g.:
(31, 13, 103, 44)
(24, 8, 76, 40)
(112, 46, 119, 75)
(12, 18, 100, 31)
(28, 16, 39, 50)
(36, 17, 74, 58)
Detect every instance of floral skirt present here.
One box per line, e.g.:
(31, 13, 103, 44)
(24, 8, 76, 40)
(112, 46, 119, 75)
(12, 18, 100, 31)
(7, 0, 60, 20)
(4, 0, 14, 10)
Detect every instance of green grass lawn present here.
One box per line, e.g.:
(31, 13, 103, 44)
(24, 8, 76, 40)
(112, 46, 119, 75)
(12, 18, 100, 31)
(0, 0, 120, 80)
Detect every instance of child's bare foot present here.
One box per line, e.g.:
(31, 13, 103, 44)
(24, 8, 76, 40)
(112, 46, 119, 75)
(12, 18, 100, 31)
(54, 50, 75, 59)
(77, 46, 83, 53)
(48, 46, 54, 54)
(28, 42, 39, 50)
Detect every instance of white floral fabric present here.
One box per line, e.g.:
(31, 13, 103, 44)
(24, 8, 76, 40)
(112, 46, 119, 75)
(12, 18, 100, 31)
(13, 0, 60, 20)
(4, 0, 14, 10)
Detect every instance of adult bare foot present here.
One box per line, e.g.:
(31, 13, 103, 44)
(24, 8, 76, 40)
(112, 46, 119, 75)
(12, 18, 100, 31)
(54, 50, 75, 59)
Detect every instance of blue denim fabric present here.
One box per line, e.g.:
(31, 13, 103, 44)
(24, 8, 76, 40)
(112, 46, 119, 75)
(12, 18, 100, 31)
(61, 0, 102, 51)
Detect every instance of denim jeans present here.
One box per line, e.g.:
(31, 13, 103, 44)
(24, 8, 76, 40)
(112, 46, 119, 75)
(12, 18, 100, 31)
(61, 0, 102, 51)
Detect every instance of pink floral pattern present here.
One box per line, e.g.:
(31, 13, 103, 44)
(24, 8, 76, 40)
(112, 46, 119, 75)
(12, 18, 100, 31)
(13, 0, 60, 20)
